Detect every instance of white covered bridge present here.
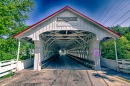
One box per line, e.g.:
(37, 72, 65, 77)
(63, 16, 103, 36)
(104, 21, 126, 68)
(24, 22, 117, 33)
(13, 6, 120, 71)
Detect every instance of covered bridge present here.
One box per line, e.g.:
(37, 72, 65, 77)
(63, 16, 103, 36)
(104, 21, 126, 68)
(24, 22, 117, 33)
(13, 6, 120, 71)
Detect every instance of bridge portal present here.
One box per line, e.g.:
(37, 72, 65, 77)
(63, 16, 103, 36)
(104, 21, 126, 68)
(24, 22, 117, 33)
(13, 6, 120, 71)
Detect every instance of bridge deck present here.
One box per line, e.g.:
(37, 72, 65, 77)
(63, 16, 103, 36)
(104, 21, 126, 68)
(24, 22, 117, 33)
(42, 55, 89, 70)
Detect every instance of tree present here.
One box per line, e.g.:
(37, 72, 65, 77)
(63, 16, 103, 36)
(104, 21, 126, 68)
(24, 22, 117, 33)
(117, 36, 130, 59)
(110, 25, 129, 35)
(0, 0, 34, 61)
(125, 32, 130, 43)
(101, 40, 115, 59)
(0, 0, 34, 35)
(101, 25, 130, 60)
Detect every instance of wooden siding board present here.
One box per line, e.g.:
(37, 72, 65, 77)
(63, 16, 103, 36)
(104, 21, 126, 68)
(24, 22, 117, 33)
(13, 6, 121, 39)
(14, 8, 120, 40)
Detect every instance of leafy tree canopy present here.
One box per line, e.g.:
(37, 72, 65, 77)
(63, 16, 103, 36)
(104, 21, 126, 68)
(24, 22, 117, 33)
(0, 0, 34, 35)
(101, 25, 130, 60)
(110, 25, 130, 35)
(0, 0, 34, 61)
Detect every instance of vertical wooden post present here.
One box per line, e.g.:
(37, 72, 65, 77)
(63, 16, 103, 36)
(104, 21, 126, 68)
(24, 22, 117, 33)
(113, 38, 119, 71)
(90, 38, 101, 70)
(11, 60, 15, 72)
(34, 40, 41, 71)
(16, 39, 20, 71)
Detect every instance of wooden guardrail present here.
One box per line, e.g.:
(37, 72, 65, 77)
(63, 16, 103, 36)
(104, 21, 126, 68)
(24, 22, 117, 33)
(118, 59, 130, 73)
(67, 54, 95, 68)
(0, 59, 16, 77)
(42, 54, 59, 66)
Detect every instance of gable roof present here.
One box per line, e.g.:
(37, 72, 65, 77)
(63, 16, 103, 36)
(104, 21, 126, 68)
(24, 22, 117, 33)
(13, 6, 121, 38)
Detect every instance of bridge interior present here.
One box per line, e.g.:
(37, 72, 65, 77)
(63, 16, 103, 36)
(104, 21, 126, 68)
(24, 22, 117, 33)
(40, 30, 96, 69)
(42, 54, 89, 70)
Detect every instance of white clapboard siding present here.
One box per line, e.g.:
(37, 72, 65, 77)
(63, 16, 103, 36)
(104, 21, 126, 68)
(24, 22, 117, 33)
(17, 10, 117, 40)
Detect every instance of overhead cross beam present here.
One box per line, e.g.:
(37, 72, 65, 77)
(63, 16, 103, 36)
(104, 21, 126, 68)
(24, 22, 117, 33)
(75, 39, 82, 45)
(51, 37, 80, 40)
(78, 36, 88, 43)
(48, 39, 55, 45)
(44, 34, 87, 37)
(45, 36, 54, 43)
(74, 30, 92, 44)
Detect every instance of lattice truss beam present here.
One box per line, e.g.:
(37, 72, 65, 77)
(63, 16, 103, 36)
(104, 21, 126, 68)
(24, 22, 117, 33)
(40, 30, 95, 59)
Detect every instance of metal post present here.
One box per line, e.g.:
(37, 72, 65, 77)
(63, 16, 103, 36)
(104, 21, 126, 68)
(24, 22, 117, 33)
(113, 38, 119, 71)
(16, 39, 20, 71)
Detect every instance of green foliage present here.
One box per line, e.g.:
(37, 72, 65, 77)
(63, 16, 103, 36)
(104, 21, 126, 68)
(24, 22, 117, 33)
(0, 37, 34, 61)
(101, 40, 115, 60)
(125, 32, 130, 42)
(0, 38, 17, 60)
(101, 25, 130, 60)
(0, 0, 34, 35)
(110, 25, 130, 35)
(117, 37, 130, 59)
(19, 43, 34, 60)
(0, 0, 34, 61)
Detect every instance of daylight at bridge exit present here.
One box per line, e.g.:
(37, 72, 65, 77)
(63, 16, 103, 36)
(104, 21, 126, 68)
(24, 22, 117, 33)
(0, 0, 130, 86)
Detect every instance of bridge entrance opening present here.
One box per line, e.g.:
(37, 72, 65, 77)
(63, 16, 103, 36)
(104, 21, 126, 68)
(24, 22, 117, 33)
(59, 50, 66, 55)
(40, 30, 96, 70)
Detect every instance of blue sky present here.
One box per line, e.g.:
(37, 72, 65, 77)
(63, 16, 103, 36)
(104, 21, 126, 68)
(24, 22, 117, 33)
(26, 0, 130, 27)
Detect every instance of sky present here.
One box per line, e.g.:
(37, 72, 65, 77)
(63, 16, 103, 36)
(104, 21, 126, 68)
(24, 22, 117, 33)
(26, 0, 130, 27)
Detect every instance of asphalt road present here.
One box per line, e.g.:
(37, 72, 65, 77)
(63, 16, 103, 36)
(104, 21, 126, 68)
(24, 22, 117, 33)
(42, 55, 88, 70)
